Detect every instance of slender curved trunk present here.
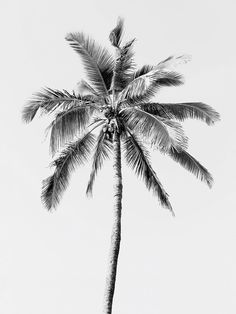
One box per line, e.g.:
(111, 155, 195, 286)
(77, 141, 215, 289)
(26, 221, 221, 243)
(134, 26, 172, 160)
(103, 130, 123, 314)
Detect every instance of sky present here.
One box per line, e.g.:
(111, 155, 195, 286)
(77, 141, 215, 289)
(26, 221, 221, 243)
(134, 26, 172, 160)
(1, 0, 236, 313)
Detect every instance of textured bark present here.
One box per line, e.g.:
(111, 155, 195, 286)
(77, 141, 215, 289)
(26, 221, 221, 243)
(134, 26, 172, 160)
(103, 130, 123, 314)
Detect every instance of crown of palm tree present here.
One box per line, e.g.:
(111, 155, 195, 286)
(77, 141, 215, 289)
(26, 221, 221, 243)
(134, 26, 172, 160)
(22, 18, 220, 213)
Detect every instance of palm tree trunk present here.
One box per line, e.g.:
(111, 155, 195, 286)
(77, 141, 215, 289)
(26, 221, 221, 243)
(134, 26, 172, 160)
(103, 130, 123, 314)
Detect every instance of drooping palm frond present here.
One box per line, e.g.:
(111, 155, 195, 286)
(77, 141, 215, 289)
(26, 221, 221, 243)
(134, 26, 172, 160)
(41, 132, 96, 210)
(65, 32, 114, 94)
(48, 104, 98, 155)
(139, 102, 220, 125)
(86, 129, 113, 196)
(118, 71, 183, 106)
(120, 108, 188, 151)
(112, 38, 136, 92)
(156, 54, 192, 71)
(22, 88, 93, 123)
(123, 132, 173, 212)
(109, 17, 124, 48)
(168, 147, 213, 187)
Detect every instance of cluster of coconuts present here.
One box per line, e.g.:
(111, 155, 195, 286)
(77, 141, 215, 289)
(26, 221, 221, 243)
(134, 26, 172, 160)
(103, 120, 115, 140)
(102, 105, 116, 140)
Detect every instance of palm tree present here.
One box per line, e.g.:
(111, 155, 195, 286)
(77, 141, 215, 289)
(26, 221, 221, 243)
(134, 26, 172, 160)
(22, 18, 220, 314)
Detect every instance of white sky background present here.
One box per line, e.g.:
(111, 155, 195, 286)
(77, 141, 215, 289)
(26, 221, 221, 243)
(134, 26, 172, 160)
(1, 0, 236, 313)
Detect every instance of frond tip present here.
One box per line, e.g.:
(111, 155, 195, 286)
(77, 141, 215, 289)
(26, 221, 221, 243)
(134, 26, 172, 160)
(140, 102, 220, 125)
(156, 54, 192, 71)
(109, 17, 124, 48)
(168, 147, 213, 187)
(22, 103, 39, 123)
(22, 88, 87, 123)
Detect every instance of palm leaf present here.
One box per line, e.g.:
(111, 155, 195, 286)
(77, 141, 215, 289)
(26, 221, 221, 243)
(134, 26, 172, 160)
(168, 147, 213, 187)
(121, 55, 189, 105)
(140, 102, 220, 125)
(156, 54, 192, 71)
(123, 132, 173, 212)
(22, 88, 92, 123)
(131, 54, 190, 81)
(133, 64, 154, 79)
(139, 102, 173, 119)
(86, 129, 113, 195)
(109, 17, 124, 48)
(65, 32, 114, 94)
(118, 71, 183, 105)
(41, 132, 96, 210)
(112, 38, 136, 92)
(120, 108, 188, 151)
(49, 105, 97, 155)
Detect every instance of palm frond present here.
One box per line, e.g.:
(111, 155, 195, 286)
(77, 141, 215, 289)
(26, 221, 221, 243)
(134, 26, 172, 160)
(139, 103, 173, 119)
(65, 32, 114, 94)
(133, 64, 154, 79)
(41, 132, 96, 210)
(120, 108, 188, 151)
(168, 147, 213, 187)
(112, 38, 136, 91)
(131, 54, 190, 81)
(22, 88, 93, 123)
(86, 129, 113, 196)
(49, 105, 97, 156)
(123, 132, 173, 212)
(118, 71, 183, 105)
(156, 54, 192, 71)
(109, 17, 124, 48)
(140, 102, 220, 125)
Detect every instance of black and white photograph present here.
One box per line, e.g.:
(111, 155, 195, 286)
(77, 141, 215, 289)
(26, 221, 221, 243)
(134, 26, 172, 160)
(1, 0, 235, 313)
